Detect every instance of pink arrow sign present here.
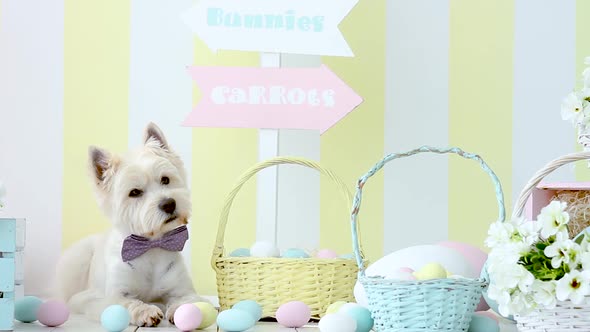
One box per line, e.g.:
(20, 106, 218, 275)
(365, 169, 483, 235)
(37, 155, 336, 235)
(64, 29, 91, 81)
(182, 65, 363, 134)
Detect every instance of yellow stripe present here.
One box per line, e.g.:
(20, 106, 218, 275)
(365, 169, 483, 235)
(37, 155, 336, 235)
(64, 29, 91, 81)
(63, 0, 130, 247)
(575, 0, 590, 180)
(190, 43, 259, 295)
(320, 0, 386, 262)
(449, 0, 514, 249)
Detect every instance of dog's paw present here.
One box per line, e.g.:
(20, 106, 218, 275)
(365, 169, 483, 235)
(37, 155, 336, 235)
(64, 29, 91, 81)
(165, 304, 180, 325)
(129, 303, 164, 327)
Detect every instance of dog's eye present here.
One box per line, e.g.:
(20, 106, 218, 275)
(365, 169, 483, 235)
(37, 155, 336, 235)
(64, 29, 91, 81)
(161, 176, 170, 185)
(129, 189, 143, 197)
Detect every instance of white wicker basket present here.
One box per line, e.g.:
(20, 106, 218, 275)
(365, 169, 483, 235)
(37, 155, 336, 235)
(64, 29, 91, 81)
(515, 300, 590, 331)
(512, 151, 590, 331)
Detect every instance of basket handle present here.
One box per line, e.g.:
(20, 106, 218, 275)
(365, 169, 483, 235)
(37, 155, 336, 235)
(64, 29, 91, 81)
(512, 151, 590, 219)
(211, 156, 359, 271)
(350, 146, 506, 275)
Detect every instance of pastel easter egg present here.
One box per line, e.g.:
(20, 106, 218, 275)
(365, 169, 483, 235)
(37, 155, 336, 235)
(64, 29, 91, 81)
(282, 248, 310, 258)
(341, 305, 374, 332)
(468, 313, 500, 332)
(37, 300, 70, 327)
(413, 262, 447, 280)
(14, 296, 43, 323)
(319, 313, 357, 332)
(232, 300, 262, 321)
(388, 268, 417, 281)
(325, 301, 347, 314)
(316, 249, 339, 259)
(194, 302, 217, 329)
(250, 241, 280, 257)
(474, 311, 499, 323)
(173, 304, 202, 331)
(216, 309, 256, 332)
(276, 301, 311, 328)
(340, 253, 355, 259)
(100, 305, 130, 332)
(229, 248, 250, 257)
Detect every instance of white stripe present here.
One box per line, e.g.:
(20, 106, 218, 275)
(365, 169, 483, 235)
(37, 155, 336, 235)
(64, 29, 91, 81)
(128, 0, 194, 265)
(512, 0, 576, 212)
(0, 0, 64, 297)
(383, 0, 450, 254)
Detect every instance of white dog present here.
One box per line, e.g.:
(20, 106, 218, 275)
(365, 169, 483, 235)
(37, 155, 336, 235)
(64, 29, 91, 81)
(54, 123, 206, 327)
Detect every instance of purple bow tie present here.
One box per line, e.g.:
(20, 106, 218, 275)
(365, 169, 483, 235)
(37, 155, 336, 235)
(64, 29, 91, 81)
(121, 225, 188, 262)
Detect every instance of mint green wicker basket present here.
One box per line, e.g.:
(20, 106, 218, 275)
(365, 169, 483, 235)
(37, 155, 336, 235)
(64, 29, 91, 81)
(351, 146, 505, 331)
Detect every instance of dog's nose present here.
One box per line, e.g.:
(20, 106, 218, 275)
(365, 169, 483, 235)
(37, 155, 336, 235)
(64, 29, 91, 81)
(159, 198, 176, 214)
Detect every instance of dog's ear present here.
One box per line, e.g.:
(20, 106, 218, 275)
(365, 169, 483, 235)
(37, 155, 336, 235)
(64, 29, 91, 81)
(143, 122, 169, 150)
(88, 146, 112, 185)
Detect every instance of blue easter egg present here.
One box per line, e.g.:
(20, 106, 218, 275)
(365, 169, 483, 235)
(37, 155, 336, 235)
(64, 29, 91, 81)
(230, 248, 251, 257)
(281, 248, 310, 258)
(339, 253, 355, 259)
(232, 300, 262, 321)
(101, 305, 130, 332)
(341, 306, 374, 332)
(15, 296, 43, 323)
(480, 260, 514, 321)
(468, 314, 499, 332)
(217, 309, 256, 332)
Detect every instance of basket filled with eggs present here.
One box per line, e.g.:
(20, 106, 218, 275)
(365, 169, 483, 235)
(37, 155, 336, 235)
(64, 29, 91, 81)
(211, 156, 364, 320)
(485, 151, 590, 331)
(351, 146, 501, 331)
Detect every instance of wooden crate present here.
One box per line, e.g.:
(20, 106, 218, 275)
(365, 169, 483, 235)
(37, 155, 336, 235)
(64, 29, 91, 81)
(0, 218, 25, 332)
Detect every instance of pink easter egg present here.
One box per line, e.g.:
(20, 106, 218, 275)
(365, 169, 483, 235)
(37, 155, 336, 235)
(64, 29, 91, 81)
(276, 301, 311, 328)
(474, 311, 499, 323)
(316, 249, 339, 259)
(37, 300, 70, 327)
(174, 304, 202, 331)
(398, 267, 414, 273)
(437, 241, 489, 311)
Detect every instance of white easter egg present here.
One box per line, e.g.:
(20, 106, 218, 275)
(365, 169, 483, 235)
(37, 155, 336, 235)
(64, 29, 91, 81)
(250, 241, 280, 258)
(354, 245, 474, 305)
(318, 313, 357, 332)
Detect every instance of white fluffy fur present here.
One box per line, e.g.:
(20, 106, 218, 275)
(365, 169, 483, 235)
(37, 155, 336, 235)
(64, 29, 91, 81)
(54, 123, 205, 327)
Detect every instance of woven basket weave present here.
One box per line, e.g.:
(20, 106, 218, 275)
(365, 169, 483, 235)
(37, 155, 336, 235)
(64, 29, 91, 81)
(211, 156, 363, 320)
(510, 151, 590, 331)
(351, 146, 504, 331)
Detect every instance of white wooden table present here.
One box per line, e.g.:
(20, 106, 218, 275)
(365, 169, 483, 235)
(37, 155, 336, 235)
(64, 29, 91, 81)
(14, 314, 518, 331)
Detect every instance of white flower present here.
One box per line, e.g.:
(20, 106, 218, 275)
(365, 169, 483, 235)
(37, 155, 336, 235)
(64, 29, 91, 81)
(531, 280, 557, 309)
(508, 290, 536, 316)
(556, 270, 590, 304)
(562, 92, 586, 124)
(515, 217, 541, 246)
(538, 201, 570, 239)
(490, 264, 534, 292)
(487, 284, 512, 317)
(544, 233, 581, 268)
(0, 180, 5, 209)
(581, 252, 590, 271)
(486, 221, 516, 248)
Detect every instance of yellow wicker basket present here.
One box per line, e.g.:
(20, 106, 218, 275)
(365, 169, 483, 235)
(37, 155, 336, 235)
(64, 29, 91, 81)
(211, 156, 363, 320)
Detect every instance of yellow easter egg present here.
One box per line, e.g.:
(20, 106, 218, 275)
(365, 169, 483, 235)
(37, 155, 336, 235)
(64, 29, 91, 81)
(194, 302, 218, 329)
(446, 270, 453, 278)
(325, 301, 347, 315)
(413, 263, 447, 280)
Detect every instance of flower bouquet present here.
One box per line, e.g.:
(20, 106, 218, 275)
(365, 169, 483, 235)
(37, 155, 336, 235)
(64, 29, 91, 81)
(486, 200, 590, 330)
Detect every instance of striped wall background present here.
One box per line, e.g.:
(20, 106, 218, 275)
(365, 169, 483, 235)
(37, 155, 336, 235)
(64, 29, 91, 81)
(0, 0, 588, 297)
